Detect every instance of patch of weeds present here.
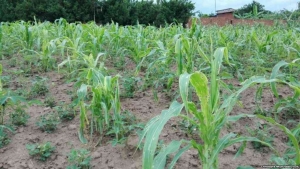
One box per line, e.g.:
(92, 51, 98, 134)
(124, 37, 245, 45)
(178, 118, 197, 136)
(247, 123, 274, 151)
(154, 140, 165, 156)
(254, 109, 273, 118)
(66, 90, 78, 103)
(29, 76, 49, 98)
(107, 110, 144, 146)
(55, 104, 76, 121)
(122, 76, 136, 98)
(8, 57, 17, 67)
(26, 142, 55, 161)
(0, 127, 10, 148)
(36, 112, 60, 133)
(0, 75, 10, 88)
(10, 106, 30, 126)
(44, 96, 56, 108)
(67, 148, 91, 169)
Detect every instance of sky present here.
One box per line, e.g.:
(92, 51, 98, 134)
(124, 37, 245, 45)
(191, 0, 299, 14)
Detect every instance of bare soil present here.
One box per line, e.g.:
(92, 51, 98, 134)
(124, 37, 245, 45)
(0, 60, 296, 169)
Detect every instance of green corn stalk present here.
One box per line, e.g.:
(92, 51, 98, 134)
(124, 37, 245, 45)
(74, 53, 122, 145)
(140, 48, 278, 169)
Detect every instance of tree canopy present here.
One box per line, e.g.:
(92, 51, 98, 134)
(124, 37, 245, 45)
(0, 0, 195, 27)
(234, 1, 271, 16)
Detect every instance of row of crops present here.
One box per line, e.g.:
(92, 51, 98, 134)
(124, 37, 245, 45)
(0, 18, 299, 168)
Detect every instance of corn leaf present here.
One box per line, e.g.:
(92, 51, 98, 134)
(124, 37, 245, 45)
(142, 101, 184, 169)
(257, 115, 300, 165)
(270, 60, 288, 98)
(168, 143, 192, 169)
(153, 140, 182, 169)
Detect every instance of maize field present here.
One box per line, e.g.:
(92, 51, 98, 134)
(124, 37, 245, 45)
(0, 19, 299, 169)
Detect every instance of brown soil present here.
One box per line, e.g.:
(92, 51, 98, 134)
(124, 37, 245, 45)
(0, 60, 296, 169)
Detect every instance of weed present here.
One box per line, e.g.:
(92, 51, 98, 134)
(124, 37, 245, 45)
(122, 76, 136, 98)
(26, 142, 55, 161)
(44, 96, 56, 108)
(67, 148, 91, 169)
(178, 118, 197, 136)
(29, 76, 49, 98)
(0, 127, 10, 148)
(107, 110, 144, 146)
(10, 106, 30, 126)
(0, 90, 26, 125)
(247, 124, 274, 151)
(0, 75, 10, 88)
(36, 113, 60, 133)
(55, 104, 76, 121)
(8, 57, 17, 67)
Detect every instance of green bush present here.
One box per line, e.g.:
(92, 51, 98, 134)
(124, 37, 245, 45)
(0, 0, 195, 27)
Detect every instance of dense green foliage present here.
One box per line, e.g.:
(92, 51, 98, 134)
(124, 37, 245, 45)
(234, 1, 300, 20)
(234, 1, 271, 16)
(0, 0, 194, 26)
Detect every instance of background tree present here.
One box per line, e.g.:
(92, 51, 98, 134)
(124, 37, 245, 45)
(234, 1, 271, 17)
(0, 0, 195, 27)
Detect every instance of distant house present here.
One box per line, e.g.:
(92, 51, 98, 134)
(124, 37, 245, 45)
(216, 8, 235, 19)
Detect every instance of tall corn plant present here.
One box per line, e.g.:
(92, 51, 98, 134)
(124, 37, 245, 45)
(174, 35, 198, 75)
(77, 75, 121, 145)
(140, 48, 277, 169)
(71, 53, 122, 144)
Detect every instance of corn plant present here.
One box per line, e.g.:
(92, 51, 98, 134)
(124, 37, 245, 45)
(174, 34, 198, 75)
(258, 116, 300, 166)
(77, 75, 122, 145)
(139, 48, 278, 169)
(270, 59, 300, 117)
